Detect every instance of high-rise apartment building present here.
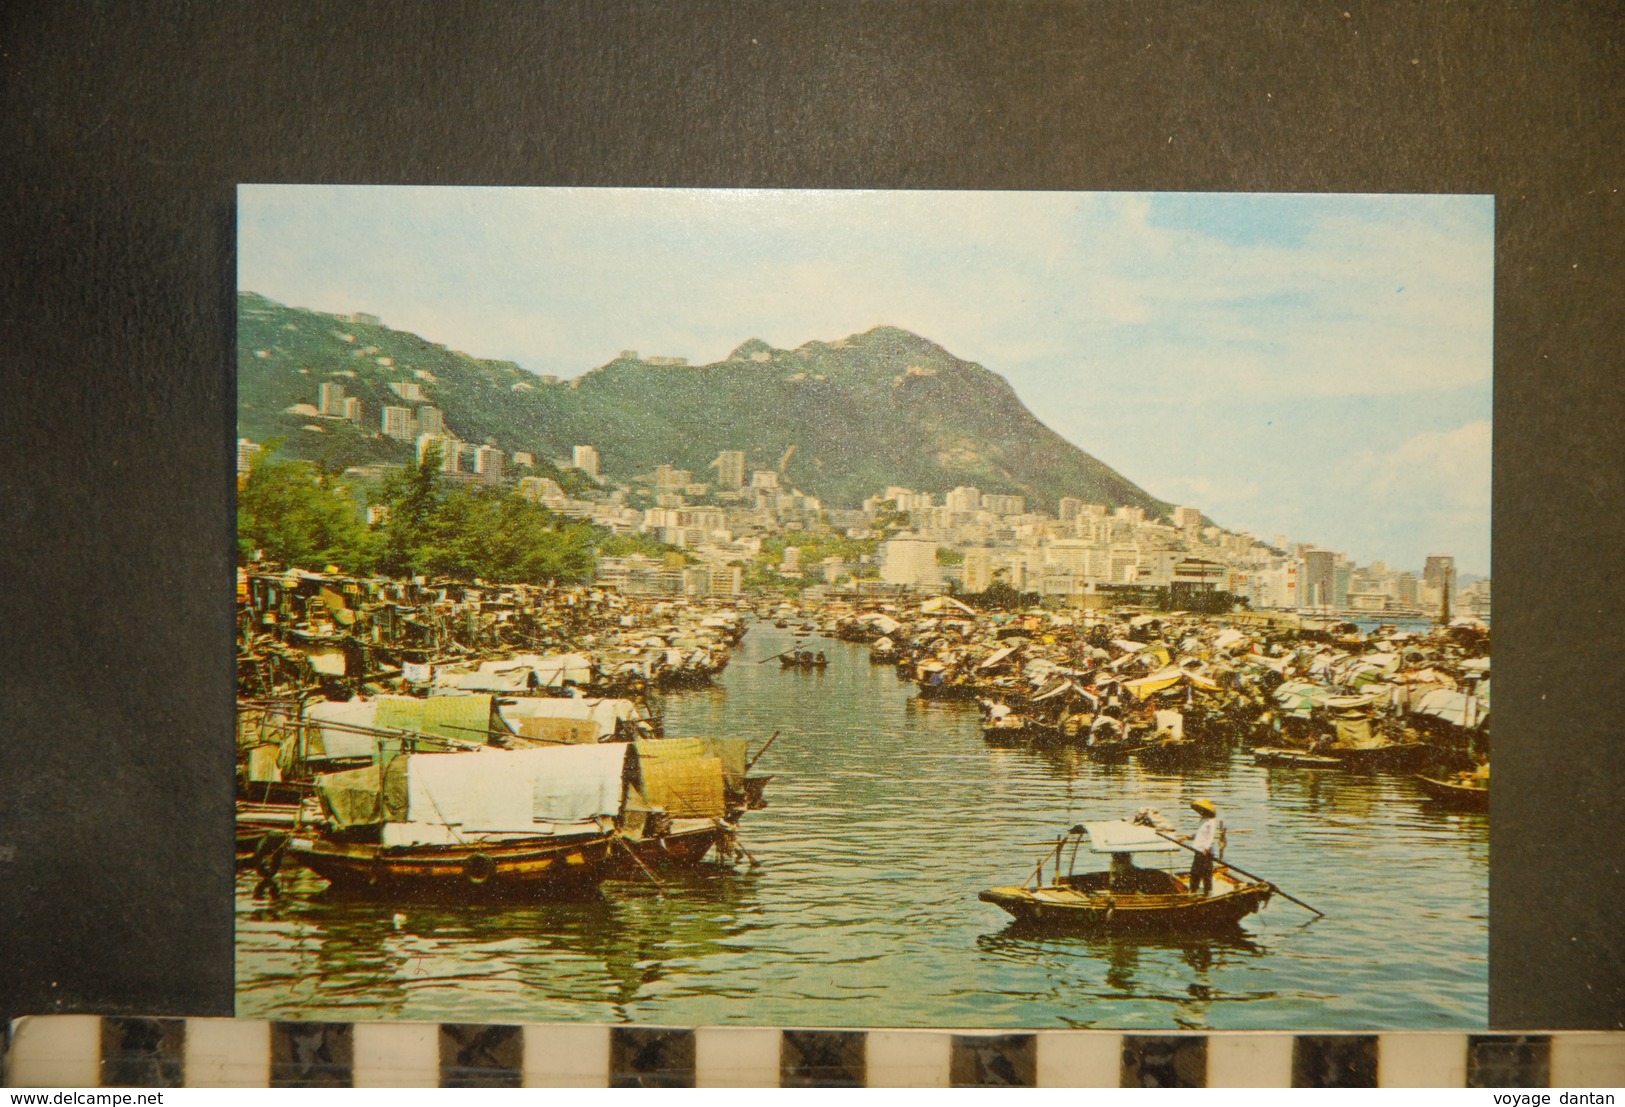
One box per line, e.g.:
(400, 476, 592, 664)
(1303, 550, 1337, 608)
(715, 450, 746, 490)
(474, 445, 504, 484)
(319, 381, 347, 416)
(572, 445, 600, 478)
(382, 405, 415, 441)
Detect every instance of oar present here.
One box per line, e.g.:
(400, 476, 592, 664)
(1152, 830, 1325, 918)
(746, 731, 780, 772)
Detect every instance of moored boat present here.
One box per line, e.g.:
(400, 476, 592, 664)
(285, 826, 616, 898)
(1252, 747, 1342, 768)
(980, 820, 1273, 933)
(1414, 772, 1488, 811)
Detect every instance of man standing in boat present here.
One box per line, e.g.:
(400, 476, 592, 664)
(1186, 799, 1226, 896)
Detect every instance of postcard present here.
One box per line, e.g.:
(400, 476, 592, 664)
(231, 186, 1492, 1031)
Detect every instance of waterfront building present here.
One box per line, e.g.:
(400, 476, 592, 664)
(1423, 555, 1457, 615)
(1303, 549, 1337, 609)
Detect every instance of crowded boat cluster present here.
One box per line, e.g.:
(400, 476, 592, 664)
(820, 595, 1489, 805)
(237, 570, 1487, 935)
(237, 567, 765, 901)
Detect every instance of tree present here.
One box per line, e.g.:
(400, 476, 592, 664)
(371, 445, 445, 576)
(237, 458, 368, 570)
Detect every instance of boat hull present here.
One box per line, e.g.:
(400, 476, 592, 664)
(616, 821, 726, 870)
(286, 831, 615, 899)
(1414, 774, 1489, 811)
(980, 880, 1272, 933)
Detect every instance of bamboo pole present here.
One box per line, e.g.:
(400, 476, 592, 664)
(1151, 830, 1325, 917)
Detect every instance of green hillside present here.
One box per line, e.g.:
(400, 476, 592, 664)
(237, 293, 1169, 516)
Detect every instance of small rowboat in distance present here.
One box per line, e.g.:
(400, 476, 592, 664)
(980, 820, 1273, 934)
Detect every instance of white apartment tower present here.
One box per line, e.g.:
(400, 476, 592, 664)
(715, 450, 746, 490)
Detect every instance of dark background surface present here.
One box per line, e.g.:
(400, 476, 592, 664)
(1, 2, 1620, 1030)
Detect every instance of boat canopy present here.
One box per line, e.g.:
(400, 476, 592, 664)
(496, 696, 644, 742)
(979, 645, 1019, 670)
(374, 693, 495, 745)
(406, 743, 628, 832)
(1083, 820, 1183, 854)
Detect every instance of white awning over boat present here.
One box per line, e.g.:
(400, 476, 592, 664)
(1084, 819, 1182, 854)
(406, 743, 627, 832)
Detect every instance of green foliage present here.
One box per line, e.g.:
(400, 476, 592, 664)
(413, 488, 599, 584)
(599, 531, 692, 563)
(936, 547, 964, 565)
(240, 441, 625, 585)
(758, 531, 877, 564)
(237, 458, 369, 570)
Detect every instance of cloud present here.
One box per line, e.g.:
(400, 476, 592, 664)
(1365, 421, 1492, 507)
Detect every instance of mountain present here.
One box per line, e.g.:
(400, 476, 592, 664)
(237, 293, 1170, 517)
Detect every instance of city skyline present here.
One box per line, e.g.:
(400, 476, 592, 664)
(239, 187, 1493, 575)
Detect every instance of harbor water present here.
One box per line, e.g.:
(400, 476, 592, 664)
(236, 622, 1488, 1029)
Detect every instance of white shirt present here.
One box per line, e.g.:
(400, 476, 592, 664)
(1192, 816, 1222, 855)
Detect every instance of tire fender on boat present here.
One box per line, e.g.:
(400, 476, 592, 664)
(463, 852, 497, 885)
(252, 832, 289, 879)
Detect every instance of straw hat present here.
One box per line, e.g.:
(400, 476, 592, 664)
(1190, 799, 1217, 817)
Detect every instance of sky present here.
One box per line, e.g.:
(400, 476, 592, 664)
(239, 187, 1493, 576)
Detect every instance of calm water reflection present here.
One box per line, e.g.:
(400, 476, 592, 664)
(237, 622, 1487, 1029)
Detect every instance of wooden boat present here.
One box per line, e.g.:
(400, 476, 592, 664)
(1252, 747, 1342, 768)
(1322, 741, 1431, 773)
(236, 799, 310, 864)
(1414, 773, 1489, 811)
(283, 827, 616, 898)
(741, 774, 773, 810)
(778, 652, 828, 669)
(1131, 736, 1209, 769)
(616, 817, 729, 869)
(980, 820, 1273, 933)
(981, 714, 1063, 745)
